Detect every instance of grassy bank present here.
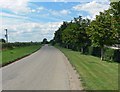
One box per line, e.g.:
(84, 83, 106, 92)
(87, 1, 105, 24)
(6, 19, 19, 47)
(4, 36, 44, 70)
(56, 46, 118, 90)
(0, 45, 41, 66)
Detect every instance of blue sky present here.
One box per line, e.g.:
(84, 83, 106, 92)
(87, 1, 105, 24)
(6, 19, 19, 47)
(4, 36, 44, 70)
(0, 0, 110, 42)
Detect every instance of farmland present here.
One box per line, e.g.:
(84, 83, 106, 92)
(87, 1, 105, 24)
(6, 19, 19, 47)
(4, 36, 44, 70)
(0, 43, 41, 66)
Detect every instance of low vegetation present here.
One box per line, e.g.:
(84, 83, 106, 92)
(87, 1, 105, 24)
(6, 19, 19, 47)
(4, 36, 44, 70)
(57, 46, 118, 90)
(0, 43, 41, 66)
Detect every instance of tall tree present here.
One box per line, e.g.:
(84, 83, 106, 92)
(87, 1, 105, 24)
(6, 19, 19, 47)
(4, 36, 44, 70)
(0, 39, 6, 43)
(42, 38, 48, 44)
(110, 1, 120, 44)
(54, 21, 68, 45)
(87, 10, 116, 60)
(62, 17, 90, 52)
(62, 23, 80, 49)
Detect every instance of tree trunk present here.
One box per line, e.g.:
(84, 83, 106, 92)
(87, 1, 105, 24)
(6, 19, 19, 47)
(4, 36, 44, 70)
(101, 47, 104, 61)
(72, 45, 74, 50)
(81, 47, 83, 53)
(77, 47, 79, 51)
(67, 45, 69, 49)
(66, 45, 68, 49)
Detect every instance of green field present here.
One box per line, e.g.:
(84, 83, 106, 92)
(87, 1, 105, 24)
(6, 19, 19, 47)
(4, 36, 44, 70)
(0, 45, 41, 66)
(57, 46, 118, 90)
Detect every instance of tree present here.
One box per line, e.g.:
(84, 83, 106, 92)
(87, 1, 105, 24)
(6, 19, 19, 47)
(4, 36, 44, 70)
(49, 39, 55, 45)
(53, 16, 90, 52)
(0, 39, 6, 43)
(54, 21, 68, 45)
(110, 1, 120, 44)
(61, 17, 90, 52)
(42, 38, 48, 44)
(87, 10, 116, 60)
(52, 1, 119, 61)
(78, 18, 91, 52)
(62, 23, 80, 49)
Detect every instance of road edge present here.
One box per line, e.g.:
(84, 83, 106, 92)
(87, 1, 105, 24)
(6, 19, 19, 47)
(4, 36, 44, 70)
(1, 46, 42, 67)
(55, 46, 83, 90)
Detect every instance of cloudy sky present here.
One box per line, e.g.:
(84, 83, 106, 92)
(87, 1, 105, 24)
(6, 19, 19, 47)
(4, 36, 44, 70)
(0, 0, 110, 42)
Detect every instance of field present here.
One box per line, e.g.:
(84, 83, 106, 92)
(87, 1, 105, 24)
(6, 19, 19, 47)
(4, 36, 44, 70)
(57, 46, 118, 90)
(0, 45, 41, 66)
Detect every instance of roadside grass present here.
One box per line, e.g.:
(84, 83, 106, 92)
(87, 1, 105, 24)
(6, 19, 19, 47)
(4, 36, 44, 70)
(0, 45, 41, 66)
(0, 51, 1, 67)
(56, 46, 118, 90)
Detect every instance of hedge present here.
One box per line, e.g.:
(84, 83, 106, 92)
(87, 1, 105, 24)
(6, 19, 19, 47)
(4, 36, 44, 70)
(2, 42, 41, 50)
(83, 46, 120, 63)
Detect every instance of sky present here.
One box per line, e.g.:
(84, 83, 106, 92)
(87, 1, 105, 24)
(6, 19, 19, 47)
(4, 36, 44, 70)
(0, 0, 110, 42)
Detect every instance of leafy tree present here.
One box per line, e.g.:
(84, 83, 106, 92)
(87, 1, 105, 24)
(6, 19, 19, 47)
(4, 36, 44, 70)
(87, 10, 117, 60)
(61, 17, 90, 52)
(0, 39, 6, 43)
(110, 1, 120, 44)
(73, 16, 91, 52)
(42, 38, 48, 44)
(53, 1, 120, 62)
(54, 21, 68, 45)
(62, 23, 80, 49)
(49, 39, 55, 45)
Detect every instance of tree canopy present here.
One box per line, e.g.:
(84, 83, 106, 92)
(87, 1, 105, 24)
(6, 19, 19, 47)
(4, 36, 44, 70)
(42, 38, 48, 44)
(53, 1, 120, 60)
(0, 39, 6, 43)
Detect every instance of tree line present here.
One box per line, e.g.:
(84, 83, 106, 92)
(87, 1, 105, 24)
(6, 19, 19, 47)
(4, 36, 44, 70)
(1, 42, 41, 50)
(52, 1, 120, 61)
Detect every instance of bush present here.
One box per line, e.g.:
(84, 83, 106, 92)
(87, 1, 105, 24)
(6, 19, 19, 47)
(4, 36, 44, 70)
(113, 49, 120, 62)
(2, 43, 13, 49)
(2, 42, 41, 50)
(85, 46, 101, 57)
(103, 48, 114, 61)
(84, 46, 120, 62)
(103, 48, 120, 62)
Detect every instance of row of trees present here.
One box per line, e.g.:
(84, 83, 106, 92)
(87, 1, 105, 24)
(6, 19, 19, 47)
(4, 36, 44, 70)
(1, 42, 41, 50)
(0, 39, 6, 43)
(53, 1, 120, 60)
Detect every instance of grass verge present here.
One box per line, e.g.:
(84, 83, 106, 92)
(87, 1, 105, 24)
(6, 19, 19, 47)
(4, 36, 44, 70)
(0, 45, 41, 67)
(56, 46, 118, 90)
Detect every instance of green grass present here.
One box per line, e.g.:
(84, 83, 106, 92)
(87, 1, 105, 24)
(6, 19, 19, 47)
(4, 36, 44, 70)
(56, 46, 118, 90)
(0, 45, 41, 66)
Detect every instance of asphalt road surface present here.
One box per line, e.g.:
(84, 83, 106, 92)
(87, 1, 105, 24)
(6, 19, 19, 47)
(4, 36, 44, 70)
(2, 45, 82, 90)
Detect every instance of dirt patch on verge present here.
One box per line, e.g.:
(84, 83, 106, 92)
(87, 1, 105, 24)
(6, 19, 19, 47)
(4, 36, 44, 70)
(61, 52, 83, 90)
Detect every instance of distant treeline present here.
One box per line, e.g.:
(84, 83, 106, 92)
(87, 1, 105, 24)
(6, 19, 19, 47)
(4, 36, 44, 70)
(1, 42, 41, 50)
(51, 2, 120, 62)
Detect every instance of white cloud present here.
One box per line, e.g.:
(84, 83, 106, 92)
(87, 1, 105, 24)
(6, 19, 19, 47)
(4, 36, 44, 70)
(0, 12, 28, 19)
(1, 22, 62, 42)
(73, 1, 110, 19)
(60, 10, 70, 15)
(31, 9, 36, 13)
(83, 15, 92, 19)
(35, 7, 45, 13)
(30, 6, 45, 13)
(54, 0, 66, 2)
(0, 0, 31, 14)
(37, 7, 45, 11)
(50, 9, 70, 16)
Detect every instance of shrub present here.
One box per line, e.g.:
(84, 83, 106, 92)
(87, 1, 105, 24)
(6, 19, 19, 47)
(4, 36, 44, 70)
(84, 46, 120, 62)
(2, 43, 13, 49)
(103, 48, 114, 61)
(103, 48, 120, 62)
(113, 49, 120, 63)
(2, 42, 41, 50)
(87, 47, 101, 57)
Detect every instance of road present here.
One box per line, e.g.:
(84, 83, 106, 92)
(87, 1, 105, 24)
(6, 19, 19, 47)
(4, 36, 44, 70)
(2, 45, 82, 90)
